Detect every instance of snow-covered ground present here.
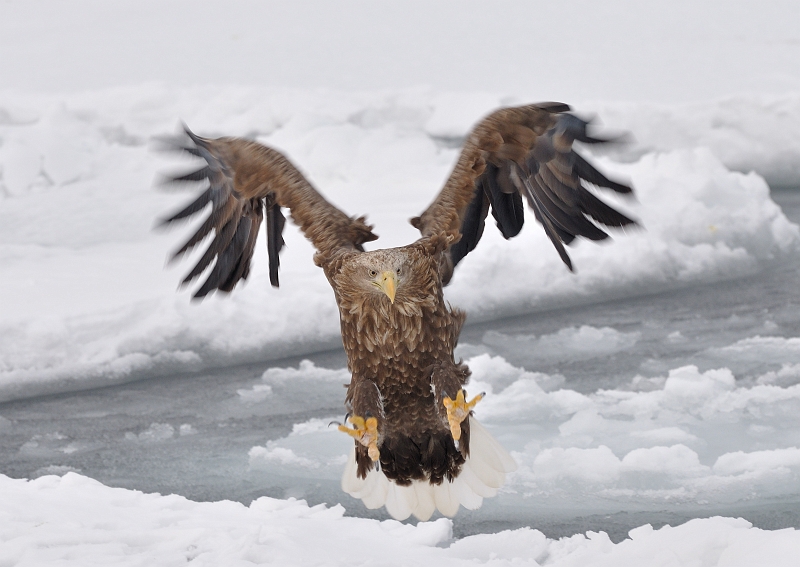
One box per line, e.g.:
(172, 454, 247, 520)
(3, 1, 800, 564)
(3, 473, 800, 566)
(1, 87, 798, 400)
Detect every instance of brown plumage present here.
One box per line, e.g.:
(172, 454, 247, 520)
(157, 103, 636, 520)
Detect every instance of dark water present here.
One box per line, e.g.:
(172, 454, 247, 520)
(1, 190, 799, 543)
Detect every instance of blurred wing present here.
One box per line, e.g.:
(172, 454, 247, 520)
(157, 126, 378, 298)
(411, 103, 636, 282)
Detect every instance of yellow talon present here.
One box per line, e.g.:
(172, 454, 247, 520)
(338, 415, 380, 462)
(443, 390, 484, 441)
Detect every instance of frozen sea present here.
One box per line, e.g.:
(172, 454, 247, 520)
(0, 189, 798, 544)
(3, 1, 800, 565)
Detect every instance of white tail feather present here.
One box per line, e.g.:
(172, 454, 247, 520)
(341, 417, 516, 520)
(452, 466, 484, 510)
(385, 481, 415, 520)
(469, 418, 518, 472)
(433, 478, 460, 517)
(360, 472, 389, 509)
(458, 460, 498, 499)
(412, 481, 436, 520)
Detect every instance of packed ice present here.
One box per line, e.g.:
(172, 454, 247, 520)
(1, 88, 798, 400)
(3, 0, 800, 563)
(247, 352, 800, 511)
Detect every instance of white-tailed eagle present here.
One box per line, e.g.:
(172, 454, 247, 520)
(158, 103, 635, 520)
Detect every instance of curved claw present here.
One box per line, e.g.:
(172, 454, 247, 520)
(338, 415, 380, 462)
(443, 390, 484, 441)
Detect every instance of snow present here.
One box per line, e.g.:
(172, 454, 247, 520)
(3, 0, 800, 562)
(2, 472, 799, 566)
(593, 96, 800, 188)
(1, 88, 798, 401)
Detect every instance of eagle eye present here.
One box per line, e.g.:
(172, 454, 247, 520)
(396, 268, 401, 275)
(368, 269, 377, 278)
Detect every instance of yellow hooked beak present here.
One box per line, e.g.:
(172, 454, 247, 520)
(378, 270, 397, 304)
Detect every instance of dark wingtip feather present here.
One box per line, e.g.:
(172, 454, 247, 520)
(451, 185, 490, 269)
(182, 123, 208, 148)
(483, 164, 525, 240)
(166, 166, 211, 183)
(266, 199, 286, 288)
(158, 187, 213, 227)
(573, 153, 633, 194)
(151, 134, 203, 158)
(577, 185, 638, 228)
(220, 211, 261, 292)
(547, 226, 574, 271)
(527, 188, 575, 271)
(180, 214, 240, 286)
(536, 102, 571, 113)
(192, 226, 246, 299)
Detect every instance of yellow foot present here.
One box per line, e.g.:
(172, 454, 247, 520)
(443, 390, 484, 441)
(338, 415, 380, 462)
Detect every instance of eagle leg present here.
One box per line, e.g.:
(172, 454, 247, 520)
(430, 362, 473, 443)
(443, 390, 484, 442)
(343, 379, 385, 464)
(338, 416, 380, 462)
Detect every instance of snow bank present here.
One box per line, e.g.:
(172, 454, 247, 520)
(592, 95, 800, 188)
(2, 472, 799, 567)
(1, 87, 798, 400)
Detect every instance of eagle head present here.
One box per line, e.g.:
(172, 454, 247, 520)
(333, 242, 441, 320)
(339, 248, 409, 305)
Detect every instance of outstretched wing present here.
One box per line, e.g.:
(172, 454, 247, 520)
(411, 103, 636, 282)
(157, 126, 378, 298)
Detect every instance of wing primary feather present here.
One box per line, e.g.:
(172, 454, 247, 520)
(193, 215, 252, 298)
(555, 113, 626, 146)
(219, 214, 258, 292)
(528, 172, 609, 241)
(522, 175, 574, 271)
(572, 152, 633, 194)
(180, 214, 240, 285)
(521, 186, 577, 245)
(180, 145, 202, 157)
(171, 215, 215, 261)
(576, 184, 638, 227)
(182, 124, 211, 154)
(483, 164, 525, 239)
(171, 196, 239, 260)
(220, 203, 263, 291)
(181, 125, 235, 180)
(152, 134, 203, 157)
(159, 187, 213, 225)
(535, 102, 571, 113)
(266, 198, 286, 288)
(537, 163, 578, 207)
(450, 185, 490, 268)
(169, 166, 212, 183)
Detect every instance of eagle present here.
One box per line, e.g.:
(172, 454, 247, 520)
(158, 103, 636, 521)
